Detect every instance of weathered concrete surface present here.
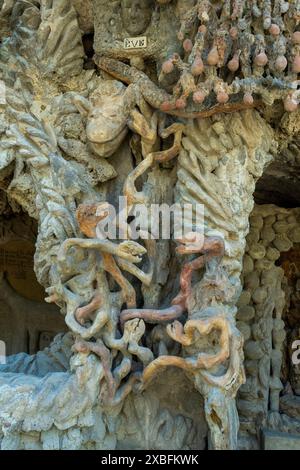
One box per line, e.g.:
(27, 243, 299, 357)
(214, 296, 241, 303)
(263, 430, 300, 451)
(0, 0, 299, 451)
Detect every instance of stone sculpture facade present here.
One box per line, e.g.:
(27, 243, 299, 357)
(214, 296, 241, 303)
(0, 0, 299, 451)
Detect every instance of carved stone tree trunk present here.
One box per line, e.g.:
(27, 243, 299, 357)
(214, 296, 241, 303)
(173, 109, 275, 448)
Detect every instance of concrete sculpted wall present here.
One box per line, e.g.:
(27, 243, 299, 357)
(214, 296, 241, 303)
(0, 0, 299, 450)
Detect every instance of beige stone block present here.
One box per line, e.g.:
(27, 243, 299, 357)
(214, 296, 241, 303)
(237, 290, 252, 307)
(244, 271, 260, 290)
(266, 247, 280, 261)
(236, 322, 251, 341)
(273, 220, 289, 234)
(264, 215, 276, 226)
(260, 226, 275, 242)
(248, 243, 266, 260)
(289, 226, 300, 243)
(246, 231, 260, 245)
(255, 259, 274, 271)
(243, 254, 254, 274)
(237, 306, 255, 322)
(252, 287, 268, 304)
(249, 215, 264, 230)
(273, 234, 293, 252)
(244, 340, 264, 360)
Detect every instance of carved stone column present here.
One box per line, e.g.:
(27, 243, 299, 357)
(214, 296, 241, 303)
(173, 109, 275, 449)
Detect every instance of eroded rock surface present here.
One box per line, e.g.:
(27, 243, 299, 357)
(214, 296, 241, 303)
(0, 0, 299, 451)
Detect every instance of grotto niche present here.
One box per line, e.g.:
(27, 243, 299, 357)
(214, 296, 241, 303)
(0, 0, 299, 451)
(0, 205, 66, 356)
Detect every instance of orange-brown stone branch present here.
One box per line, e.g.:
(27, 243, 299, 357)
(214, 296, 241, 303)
(75, 292, 102, 325)
(120, 304, 184, 326)
(121, 235, 225, 325)
(74, 203, 143, 308)
(77, 203, 109, 238)
(142, 309, 244, 392)
(174, 235, 225, 308)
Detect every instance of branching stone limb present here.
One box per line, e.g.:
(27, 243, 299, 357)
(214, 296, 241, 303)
(66, 304, 109, 339)
(102, 253, 136, 308)
(200, 325, 245, 393)
(116, 256, 154, 287)
(75, 291, 102, 325)
(120, 236, 225, 329)
(167, 314, 231, 369)
(113, 357, 132, 390)
(128, 109, 158, 146)
(123, 154, 154, 207)
(108, 372, 142, 407)
(123, 319, 154, 366)
(120, 304, 184, 326)
(141, 304, 244, 414)
(59, 238, 146, 265)
(142, 355, 194, 389)
(174, 236, 225, 306)
(76, 202, 153, 291)
(154, 124, 185, 163)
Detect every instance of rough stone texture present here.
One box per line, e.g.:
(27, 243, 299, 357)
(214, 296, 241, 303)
(72, 0, 94, 34)
(0, 213, 67, 355)
(237, 205, 300, 450)
(262, 429, 300, 450)
(0, 0, 299, 451)
(255, 112, 300, 207)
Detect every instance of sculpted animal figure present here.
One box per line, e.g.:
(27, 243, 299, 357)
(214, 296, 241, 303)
(73, 77, 184, 163)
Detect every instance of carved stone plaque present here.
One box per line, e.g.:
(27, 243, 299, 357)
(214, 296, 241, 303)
(92, 0, 181, 63)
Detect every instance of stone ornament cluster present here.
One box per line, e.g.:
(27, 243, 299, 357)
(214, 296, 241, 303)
(95, 0, 300, 117)
(161, 0, 300, 113)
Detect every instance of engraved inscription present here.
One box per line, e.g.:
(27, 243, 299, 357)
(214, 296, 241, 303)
(124, 36, 147, 50)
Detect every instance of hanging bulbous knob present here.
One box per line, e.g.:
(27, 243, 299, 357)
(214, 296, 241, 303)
(269, 24, 280, 36)
(198, 25, 207, 34)
(284, 95, 298, 112)
(183, 39, 193, 53)
(191, 54, 204, 76)
(243, 92, 254, 105)
(193, 90, 206, 104)
(292, 32, 300, 44)
(175, 98, 187, 109)
(217, 91, 229, 104)
(275, 55, 288, 72)
(254, 52, 268, 66)
(160, 101, 173, 112)
(162, 59, 174, 74)
(228, 52, 240, 72)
